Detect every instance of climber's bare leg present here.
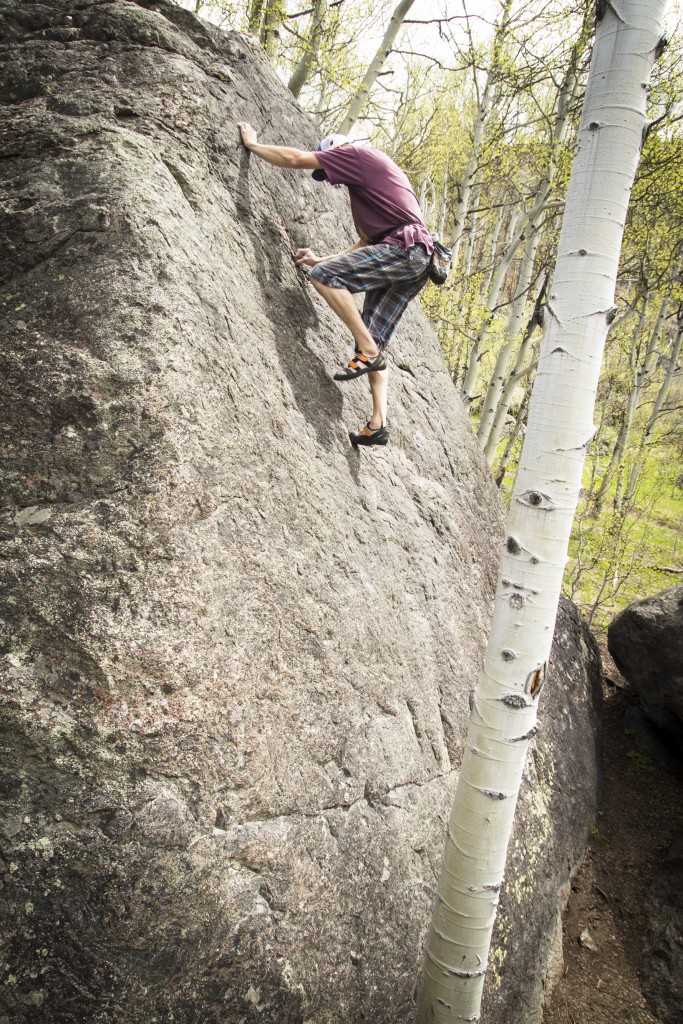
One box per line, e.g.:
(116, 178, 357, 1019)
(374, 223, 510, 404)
(309, 278, 379, 358)
(368, 367, 388, 429)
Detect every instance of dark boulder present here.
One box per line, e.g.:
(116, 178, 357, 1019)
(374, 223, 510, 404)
(642, 830, 683, 1024)
(0, 3, 601, 1022)
(608, 586, 683, 754)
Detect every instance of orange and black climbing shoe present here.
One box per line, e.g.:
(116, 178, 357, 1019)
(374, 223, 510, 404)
(349, 422, 389, 447)
(334, 350, 387, 381)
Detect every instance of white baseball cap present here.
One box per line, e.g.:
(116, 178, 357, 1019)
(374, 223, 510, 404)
(312, 134, 350, 180)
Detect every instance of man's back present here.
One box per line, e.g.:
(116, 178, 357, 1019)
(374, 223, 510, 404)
(314, 144, 433, 251)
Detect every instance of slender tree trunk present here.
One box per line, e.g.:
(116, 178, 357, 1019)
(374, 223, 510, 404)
(485, 276, 547, 466)
(473, 17, 591, 445)
(646, 313, 683, 431)
(623, 310, 683, 506)
(477, 220, 544, 452)
(467, 12, 588, 369)
(419, 173, 436, 225)
(337, 0, 417, 135)
(261, 0, 286, 56)
(622, 248, 683, 505)
(448, 0, 512, 270)
(438, 165, 449, 239)
(416, 4, 666, 1021)
(460, 208, 528, 409)
(288, 0, 328, 99)
(494, 376, 533, 488)
(248, 0, 265, 35)
(590, 293, 650, 512)
(448, 77, 493, 267)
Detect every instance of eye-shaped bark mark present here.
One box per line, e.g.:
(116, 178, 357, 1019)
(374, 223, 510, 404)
(516, 489, 557, 511)
(526, 662, 546, 698)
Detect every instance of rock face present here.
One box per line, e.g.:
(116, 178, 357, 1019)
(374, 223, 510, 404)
(0, 3, 601, 1022)
(643, 831, 683, 1024)
(608, 586, 683, 753)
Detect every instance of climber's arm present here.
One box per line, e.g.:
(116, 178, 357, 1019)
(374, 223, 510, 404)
(238, 123, 320, 170)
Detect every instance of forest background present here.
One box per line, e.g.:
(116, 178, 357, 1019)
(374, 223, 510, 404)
(177, 0, 683, 634)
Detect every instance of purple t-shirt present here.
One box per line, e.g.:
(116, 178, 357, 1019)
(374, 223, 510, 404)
(315, 145, 434, 253)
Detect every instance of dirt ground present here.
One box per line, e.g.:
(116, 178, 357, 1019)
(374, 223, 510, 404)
(543, 651, 683, 1024)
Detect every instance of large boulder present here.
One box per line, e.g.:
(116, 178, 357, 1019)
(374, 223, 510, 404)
(642, 831, 683, 1024)
(0, 3, 601, 1022)
(608, 585, 683, 753)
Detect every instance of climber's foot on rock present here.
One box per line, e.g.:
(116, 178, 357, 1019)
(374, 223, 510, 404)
(349, 422, 389, 447)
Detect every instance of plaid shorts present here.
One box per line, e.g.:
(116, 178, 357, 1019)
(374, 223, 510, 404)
(308, 243, 430, 350)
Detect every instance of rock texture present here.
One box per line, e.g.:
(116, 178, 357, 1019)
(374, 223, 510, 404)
(0, 3, 601, 1022)
(608, 585, 683, 754)
(643, 831, 683, 1024)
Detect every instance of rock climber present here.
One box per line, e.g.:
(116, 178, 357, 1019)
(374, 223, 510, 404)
(237, 123, 433, 447)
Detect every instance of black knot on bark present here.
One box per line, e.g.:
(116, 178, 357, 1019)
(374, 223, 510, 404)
(501, 693, 529, 709)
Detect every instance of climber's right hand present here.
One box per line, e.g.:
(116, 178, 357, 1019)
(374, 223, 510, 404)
(294, 248, 320, 267)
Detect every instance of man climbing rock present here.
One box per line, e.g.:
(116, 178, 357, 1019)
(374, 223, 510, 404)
(237, 123, 433, 447)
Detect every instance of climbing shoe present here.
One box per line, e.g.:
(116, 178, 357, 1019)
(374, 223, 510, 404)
(349, 422, 389, 447)
(334, 350, 386, 381)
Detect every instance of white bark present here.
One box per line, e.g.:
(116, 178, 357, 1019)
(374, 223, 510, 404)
(262, 0, 285, 57)
(288, 0, 328, 100)
(448, 1, 512, 270)
(438, 166, 449, 240)
(448, 78, 493, 267)
(475, 29, 590, 446)
(480, 203, 506, 300)
(647, 314, 683, 430)
(477, 221, 543, 453)
(419, 173, 436, 226)
(591, 293, 650, 511)
(622, 247, 683, 505)
(623, 308, 683, 506)
(483, 274, 547, 466)
(460, 208, 527, 408)
(417, 2, 666, 1021)
(337, 0, 417, 136)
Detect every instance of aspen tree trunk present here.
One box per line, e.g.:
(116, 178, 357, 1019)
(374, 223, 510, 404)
(248, 0, 265, 35)
(448, 0, 512, 270)
(461, 209, 527, 408)
(590, 293, 650, 511)
(475, 16, 590, 446)
(288, 0, 328, 99)
(610, 289, 671, 510)
(646, 313, 683, 432)
(337, 0, 416, 135)
(494, 378, 533, 488)
(419, 174, 436, 225)
(461, 189, 480, 282)
(477, 222, 544, 451)
(484, 277, 547, 466)
(479, 204, 506, 301)
(622, 248, 683, 506)
(465, 14, 588, 389)
(261, 0, 286, 56)
(438, 167, 449, 240)
(623, 310, 683, 506)
(416, 3, 666, 1021)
